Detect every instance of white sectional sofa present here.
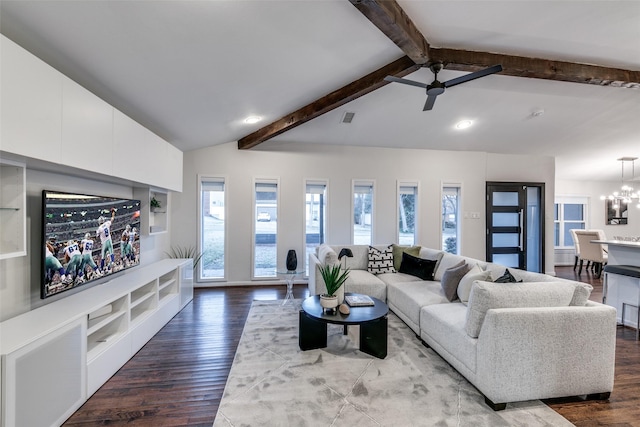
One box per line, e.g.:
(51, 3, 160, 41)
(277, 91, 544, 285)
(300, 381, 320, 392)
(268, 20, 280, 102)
(308, 244, 617, 410)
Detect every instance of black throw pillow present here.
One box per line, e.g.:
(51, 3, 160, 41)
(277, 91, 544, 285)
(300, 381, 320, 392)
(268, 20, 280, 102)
(493, 268, 520, 283)
(398, 252, 437, 280)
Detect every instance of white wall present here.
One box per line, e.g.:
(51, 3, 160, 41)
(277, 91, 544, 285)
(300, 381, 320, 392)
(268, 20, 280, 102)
(172, 142, 557, 284)
(556, 179, 640, 237)
(0, 169, 171, 322)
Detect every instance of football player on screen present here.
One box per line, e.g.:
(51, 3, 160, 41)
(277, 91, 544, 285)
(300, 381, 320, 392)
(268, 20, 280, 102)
(120, 225, 130, 267)
(128, 226, 138, 263)
(96, 207, 116, 272)
(80, 233, 102, 279)
(45, 241, 67, 285)
(63, 239, 83, 285)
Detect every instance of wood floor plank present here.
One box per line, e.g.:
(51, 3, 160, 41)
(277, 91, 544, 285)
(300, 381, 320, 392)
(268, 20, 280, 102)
(64, 270, 640, 426)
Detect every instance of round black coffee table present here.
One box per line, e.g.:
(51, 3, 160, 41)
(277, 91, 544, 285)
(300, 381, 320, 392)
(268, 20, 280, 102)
(299, 293, 388, 359)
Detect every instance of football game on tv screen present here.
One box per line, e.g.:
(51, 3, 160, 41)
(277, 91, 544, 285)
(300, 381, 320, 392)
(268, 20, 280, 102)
(42, 190, 141, 299)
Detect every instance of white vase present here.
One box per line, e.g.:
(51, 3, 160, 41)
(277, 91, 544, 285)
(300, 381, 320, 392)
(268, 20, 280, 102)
(320, 294, 338, 310)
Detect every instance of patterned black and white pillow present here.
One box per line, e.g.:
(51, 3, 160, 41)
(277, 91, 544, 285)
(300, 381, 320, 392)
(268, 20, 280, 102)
(367, 245, 396, 274)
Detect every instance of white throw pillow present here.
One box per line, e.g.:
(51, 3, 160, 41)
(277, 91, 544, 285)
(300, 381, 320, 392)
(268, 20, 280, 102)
(457, 264, 491, 304)
(367, 245, 396, 274)
(571, 282, 594, 305)
(317, 244, 338, 266)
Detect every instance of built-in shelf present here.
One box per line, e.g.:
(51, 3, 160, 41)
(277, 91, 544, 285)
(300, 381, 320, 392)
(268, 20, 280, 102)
(87, 308, 124, 335)
(130, 280, 158, 325)
(0, 158, 27, 259)
(130, 296, 156, 326)
(134, 187, 169, 235)
(86, 296, 128, 360)
(159, 270, 178, 304)
(87, 316, 127, 357)
(149, 190, 168, 235)
(159, 278, 176, 292)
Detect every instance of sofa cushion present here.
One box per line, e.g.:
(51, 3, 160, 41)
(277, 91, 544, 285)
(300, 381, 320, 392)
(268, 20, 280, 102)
(377, 272, 421, 287)
(387, 281, 449, 331)
(457, 265, 492, 304)
(420, 303, 477, 373)
(440, 261, 470, 302)
(419, 247, 444, 260)
(344, 245, 370, 270)
(391, 244, 421, 271)
(343, 269, 387, 301)
(398, 252, 437, 280)
(367, 245, 396, 274)
(317, 244, 338, 266)
(465, 281, 578, 338)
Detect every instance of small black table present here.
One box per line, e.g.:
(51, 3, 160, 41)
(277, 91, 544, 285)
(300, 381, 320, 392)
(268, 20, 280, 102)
(299, 293, 388, 359)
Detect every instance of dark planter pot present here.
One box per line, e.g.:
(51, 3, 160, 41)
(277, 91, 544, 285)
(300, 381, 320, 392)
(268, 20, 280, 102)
(286, 250, 298, 271)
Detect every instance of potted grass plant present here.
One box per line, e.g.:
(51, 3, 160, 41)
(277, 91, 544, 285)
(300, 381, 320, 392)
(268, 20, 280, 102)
(318, 263, 349, 311)
(165, 245, 203, 271)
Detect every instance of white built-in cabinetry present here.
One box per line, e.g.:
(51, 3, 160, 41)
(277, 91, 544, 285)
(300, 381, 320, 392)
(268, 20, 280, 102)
(0, 159, 26, 259)
(0, 36, 63, 162)
(0, 34, 183, 193)
(62, 76, 114, 176)
(0, 259, 193, 427)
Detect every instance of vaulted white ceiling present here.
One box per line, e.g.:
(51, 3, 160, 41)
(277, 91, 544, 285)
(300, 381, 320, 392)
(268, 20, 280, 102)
(1, 1, 639, 181)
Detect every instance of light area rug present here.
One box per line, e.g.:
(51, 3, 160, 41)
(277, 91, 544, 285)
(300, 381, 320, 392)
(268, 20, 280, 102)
(213, 300, 573, 427)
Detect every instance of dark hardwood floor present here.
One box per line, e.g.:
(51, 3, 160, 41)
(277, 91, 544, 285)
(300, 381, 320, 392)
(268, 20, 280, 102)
(64, 267, 640, 426)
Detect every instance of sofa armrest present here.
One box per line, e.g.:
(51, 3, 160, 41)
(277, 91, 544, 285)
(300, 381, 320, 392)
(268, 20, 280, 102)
(308, 252, 327, 296)
(476, 303, 617, 404)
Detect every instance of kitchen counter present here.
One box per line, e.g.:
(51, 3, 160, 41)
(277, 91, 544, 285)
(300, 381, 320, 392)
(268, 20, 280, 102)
(592, 240, 640, 267)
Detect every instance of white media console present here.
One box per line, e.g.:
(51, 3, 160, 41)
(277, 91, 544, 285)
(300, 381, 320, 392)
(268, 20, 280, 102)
(0, 259, 193, 427)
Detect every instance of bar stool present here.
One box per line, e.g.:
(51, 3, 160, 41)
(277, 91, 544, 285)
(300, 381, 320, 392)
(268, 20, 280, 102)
(603, 265, 640, 340)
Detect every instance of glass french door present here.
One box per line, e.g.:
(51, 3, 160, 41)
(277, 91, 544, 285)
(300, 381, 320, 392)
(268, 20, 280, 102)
(486, 183, 544, 272)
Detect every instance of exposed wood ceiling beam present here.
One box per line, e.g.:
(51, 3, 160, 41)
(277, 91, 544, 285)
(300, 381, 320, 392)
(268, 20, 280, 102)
(237, 56, 419, 150)
(348, 1, 639, 87)
(348, 0, 431, 65)
(239, 0, 639, 149)
(432, 48, 640, 88)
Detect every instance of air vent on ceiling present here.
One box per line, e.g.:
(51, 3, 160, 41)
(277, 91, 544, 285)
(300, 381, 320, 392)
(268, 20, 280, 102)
(341, 111, 355, 124)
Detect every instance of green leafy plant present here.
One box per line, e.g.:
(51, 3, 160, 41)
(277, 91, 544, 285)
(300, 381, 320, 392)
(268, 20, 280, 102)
(318, 264, 349, 296)
(165, 245, 203, 270)
(150, 197, 162, 209)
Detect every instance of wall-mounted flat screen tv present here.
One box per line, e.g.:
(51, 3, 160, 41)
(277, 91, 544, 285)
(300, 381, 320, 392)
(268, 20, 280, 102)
(42, 190, 141, 299)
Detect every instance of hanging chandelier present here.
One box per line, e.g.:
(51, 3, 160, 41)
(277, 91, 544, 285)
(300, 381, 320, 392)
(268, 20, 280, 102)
(600, 157, 640, 209)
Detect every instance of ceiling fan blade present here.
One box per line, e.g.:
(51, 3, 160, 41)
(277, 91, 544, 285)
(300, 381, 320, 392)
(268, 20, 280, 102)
(443, 64, 503, 88)
(423, 95, 437, 111)
(384, 75, 428, 89)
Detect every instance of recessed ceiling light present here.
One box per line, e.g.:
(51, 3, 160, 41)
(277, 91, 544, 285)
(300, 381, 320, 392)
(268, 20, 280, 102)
(455, 120, 473, 130)
(244, 116, 262, 124)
